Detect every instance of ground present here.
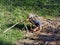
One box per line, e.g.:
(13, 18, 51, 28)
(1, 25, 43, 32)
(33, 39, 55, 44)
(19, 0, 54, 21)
(0, 0, 60, 45)
(15, 17, 60, 45)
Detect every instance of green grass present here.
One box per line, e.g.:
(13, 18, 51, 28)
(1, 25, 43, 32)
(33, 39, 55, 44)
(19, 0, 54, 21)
(0, 6, 25, 45)
(0, 1, 57, 44)
(0, 31, 23, 45)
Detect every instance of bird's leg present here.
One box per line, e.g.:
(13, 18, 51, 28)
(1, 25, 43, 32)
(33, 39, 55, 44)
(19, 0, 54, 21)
(33, 27, 40, 32)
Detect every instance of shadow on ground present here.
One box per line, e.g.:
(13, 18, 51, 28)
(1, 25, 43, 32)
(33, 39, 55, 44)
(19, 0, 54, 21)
(6, 23, 25, 30)
(6, 23, 35, 32)
(0, 40, 15, 45)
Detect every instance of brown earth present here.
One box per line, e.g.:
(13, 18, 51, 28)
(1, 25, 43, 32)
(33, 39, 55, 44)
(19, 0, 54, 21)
(16, 17, 60, 45)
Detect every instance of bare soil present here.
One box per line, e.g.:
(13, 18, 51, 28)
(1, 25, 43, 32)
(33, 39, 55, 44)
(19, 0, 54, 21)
(16, 17, 60, 45)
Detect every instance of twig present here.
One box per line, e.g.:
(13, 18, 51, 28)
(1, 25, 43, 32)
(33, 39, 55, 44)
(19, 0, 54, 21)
(3, 22, 19, 33)
(24, 22, 28, 33)
(44, 41, 48, 45)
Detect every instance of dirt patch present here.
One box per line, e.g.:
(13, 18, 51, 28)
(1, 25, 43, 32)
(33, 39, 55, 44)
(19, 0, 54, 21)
(15, 17, 60, 45)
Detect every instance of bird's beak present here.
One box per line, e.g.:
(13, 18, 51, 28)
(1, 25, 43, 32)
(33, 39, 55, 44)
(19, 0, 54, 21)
(26, 19, 29, 21)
